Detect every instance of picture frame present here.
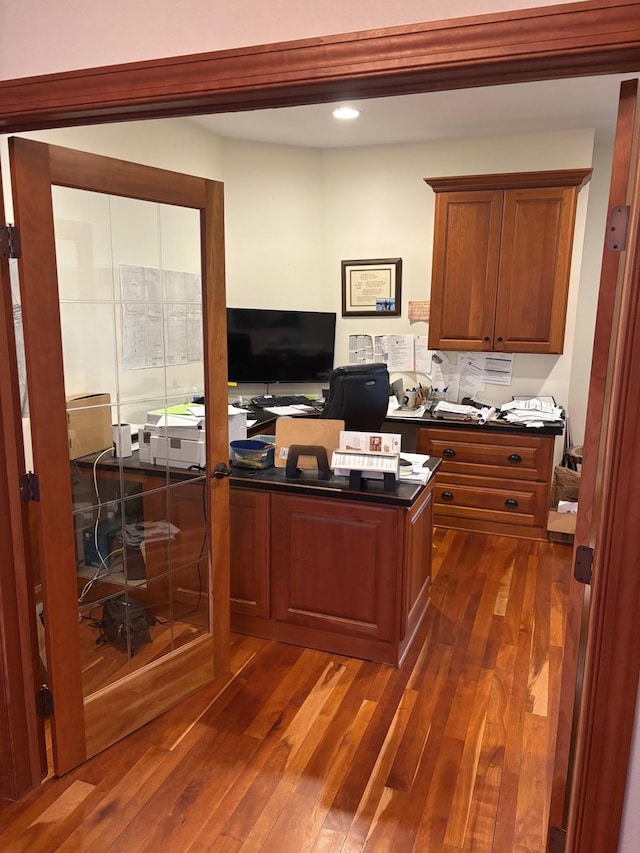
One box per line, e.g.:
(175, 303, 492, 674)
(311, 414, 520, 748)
(341, 258, 402, 317)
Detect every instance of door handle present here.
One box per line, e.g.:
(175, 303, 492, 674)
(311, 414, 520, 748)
(211, 462, 232, 479)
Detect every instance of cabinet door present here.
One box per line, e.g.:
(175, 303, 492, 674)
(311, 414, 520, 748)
(229, 488, 270, 619)
(495, 186, 578, 353)
(271, 493, 400, 643)
(428, 190, 502, 351)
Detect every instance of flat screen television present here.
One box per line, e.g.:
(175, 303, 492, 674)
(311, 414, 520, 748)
(227, 307, 336, 384)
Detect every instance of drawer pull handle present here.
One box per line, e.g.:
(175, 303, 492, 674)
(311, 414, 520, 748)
(443, 448, 456, 457)
(441, 491, 454, 501)
(505, 498, 519, 508)
(507, 453, 522, 463)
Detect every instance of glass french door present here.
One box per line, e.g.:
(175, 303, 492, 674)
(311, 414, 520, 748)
(9, 136, 231, 774)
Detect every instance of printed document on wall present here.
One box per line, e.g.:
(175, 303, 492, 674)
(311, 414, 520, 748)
(387, 335, 415, 371)
(415, 337, 433, 375)
(484, 352, 514, 385)
(349, 334, 374, 364)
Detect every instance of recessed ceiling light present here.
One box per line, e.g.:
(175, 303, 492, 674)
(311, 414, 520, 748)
(333, 106, 360, 121)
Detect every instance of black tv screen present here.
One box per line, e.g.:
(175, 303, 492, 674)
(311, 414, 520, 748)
(227, 307, 336, 384)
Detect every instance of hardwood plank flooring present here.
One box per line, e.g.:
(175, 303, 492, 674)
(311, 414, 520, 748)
(0, 528, 572, 852)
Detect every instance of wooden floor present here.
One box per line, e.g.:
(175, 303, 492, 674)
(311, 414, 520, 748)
(0, 528, 572, 852)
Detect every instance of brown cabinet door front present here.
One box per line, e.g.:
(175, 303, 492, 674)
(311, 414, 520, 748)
(495, 186, 577, 353)
(428, 190, 502, 351)
(230, 489, 270, 619)
(271, 493, 400, 643)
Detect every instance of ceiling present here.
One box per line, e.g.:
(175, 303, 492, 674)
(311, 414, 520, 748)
(191, 74, 636, 148)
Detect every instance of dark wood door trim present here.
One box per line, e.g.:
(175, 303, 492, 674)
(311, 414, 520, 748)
(0, 3, 638, 844)
(0, 0, 639, 133)
(549, 79, 640, 845)
(566, 90, 640, 851)
(0, 174, 46, 797)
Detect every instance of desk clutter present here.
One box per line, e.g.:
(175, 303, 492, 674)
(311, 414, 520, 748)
(136, 403, 248, 468)
(268, 416, 432, 490)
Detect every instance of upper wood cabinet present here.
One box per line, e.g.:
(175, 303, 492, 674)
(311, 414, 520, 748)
(424, 169, 591, 354)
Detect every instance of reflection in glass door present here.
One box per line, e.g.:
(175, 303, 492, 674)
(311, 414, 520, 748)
(54, 187, 210, 697)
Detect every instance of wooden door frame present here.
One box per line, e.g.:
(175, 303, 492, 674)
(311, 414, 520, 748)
(1, 0, 639, 846)
(8, 137, 230, 775)
(0, 175, 47, 801)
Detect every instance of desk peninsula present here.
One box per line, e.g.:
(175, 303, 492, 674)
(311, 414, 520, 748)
(230, 461, 439, 666)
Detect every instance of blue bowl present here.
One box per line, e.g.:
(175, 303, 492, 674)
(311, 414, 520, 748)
(230, 439, 275, 469)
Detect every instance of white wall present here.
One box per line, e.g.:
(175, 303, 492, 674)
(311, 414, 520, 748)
(2, 119, 603, 434)
(0, 0, 585, 80)
(221, 139, 325, 310)
(322, 129, 597, 430)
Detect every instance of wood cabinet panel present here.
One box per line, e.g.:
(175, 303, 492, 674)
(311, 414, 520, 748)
(417, 427, 553, 481)
(228, 479, 434, 665)
(429, 190, 501, 350)
(401, 487, 433, 648)
(271, 493, 400, 643)
(434, 474, 547, 527)
(495, 186, 577, 353)
(229, 488, 270, 619)
(418, 425, 554, 539)
(425, 170, 590, 354)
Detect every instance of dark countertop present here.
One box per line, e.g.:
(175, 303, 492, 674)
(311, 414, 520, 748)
(75, 448, 439, 508)
(248, 407, 564, 438)
(384, 410, 565, 437)
(230, 456, 440, 507)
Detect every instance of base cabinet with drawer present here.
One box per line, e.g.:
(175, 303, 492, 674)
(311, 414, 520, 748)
(417, 426, 554, 539)
(229, 479, 434, 665)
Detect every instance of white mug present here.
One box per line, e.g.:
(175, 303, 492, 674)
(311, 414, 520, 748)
(403, 390, 418, 408)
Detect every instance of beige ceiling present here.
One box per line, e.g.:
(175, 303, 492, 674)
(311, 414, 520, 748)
(191, 74, 636, 148)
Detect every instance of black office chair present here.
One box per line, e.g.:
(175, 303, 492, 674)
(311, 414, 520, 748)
(320, 363, 390, 431)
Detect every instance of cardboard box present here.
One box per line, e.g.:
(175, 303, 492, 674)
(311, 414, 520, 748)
(547, 509, 576, 545)
(67, 393, 112, 460)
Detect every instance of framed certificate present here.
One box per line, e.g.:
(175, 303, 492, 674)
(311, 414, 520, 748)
(341, 258, 402, 317)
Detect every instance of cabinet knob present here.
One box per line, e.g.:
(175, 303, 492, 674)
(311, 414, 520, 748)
(505, 498, 519, 508)
(443, 448, 456, 457)
(497, 336, 504, 342)
(483, 335, 490, 342)
(507, 453, 522, 463)
(441, 491, 454, 501)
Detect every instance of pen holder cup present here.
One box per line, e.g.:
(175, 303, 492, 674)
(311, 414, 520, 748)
(230, 439, 275, 470)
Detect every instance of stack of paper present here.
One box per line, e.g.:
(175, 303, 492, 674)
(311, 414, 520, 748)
(500, 398, 564, 428)
(398, 453, 434, 485)
(123, 520, 180, 547)
(433, 402, 479, 421)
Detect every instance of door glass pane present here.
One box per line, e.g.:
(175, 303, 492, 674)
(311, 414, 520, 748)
(53, 186, 209, 699)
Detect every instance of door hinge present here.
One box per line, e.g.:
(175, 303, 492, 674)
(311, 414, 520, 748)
(0, 224, 21, 259)
(35, 684, 54, 718)
(574, 545, 594, 585)
(606, 205, 630, 251)
(19, 472, 40, 502)
(548, 825, 566, 852)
